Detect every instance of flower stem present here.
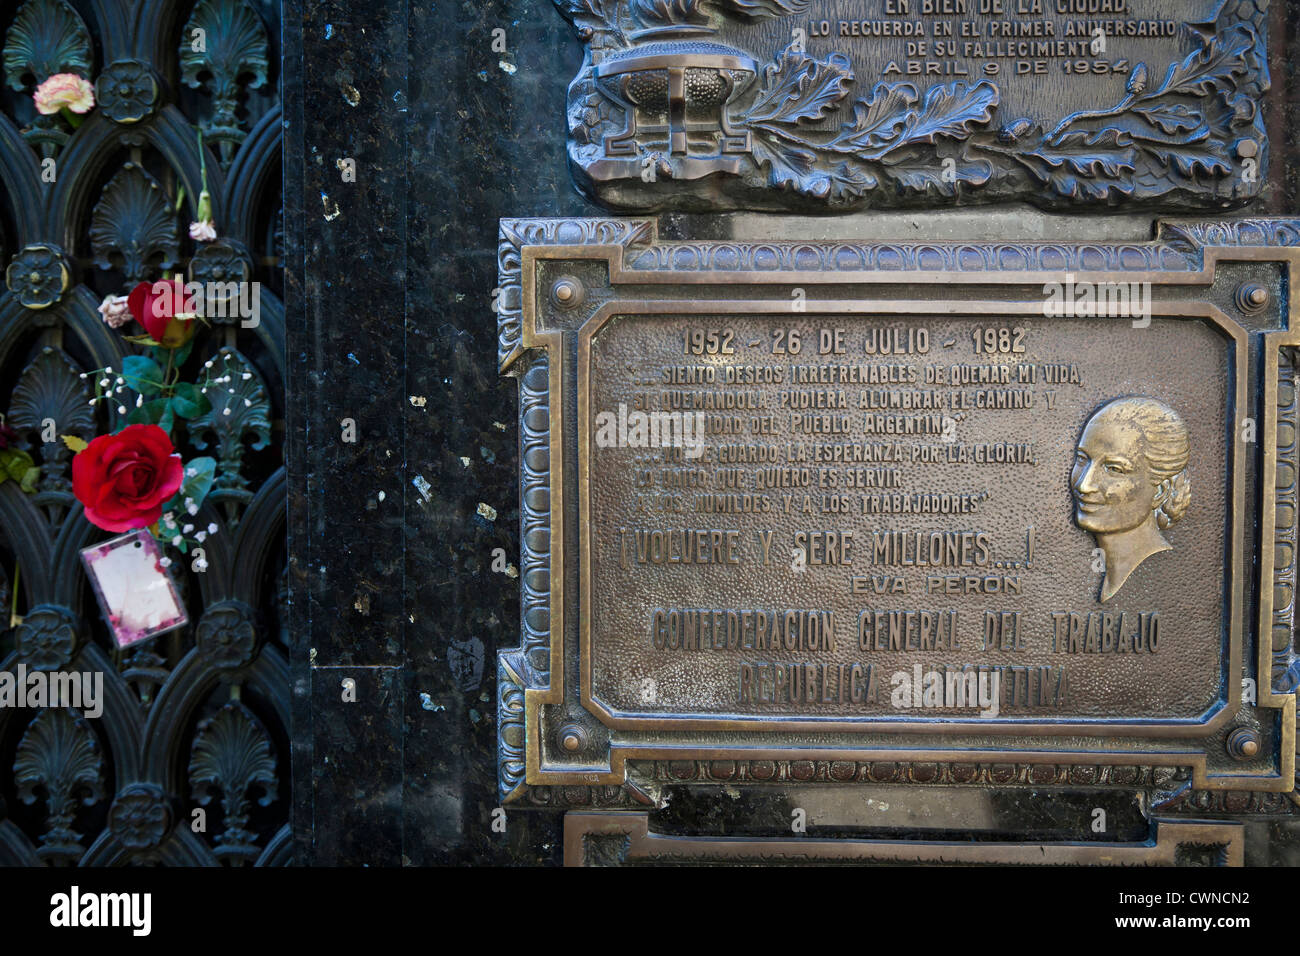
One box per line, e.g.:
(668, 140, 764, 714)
(9, 562, 18, 629)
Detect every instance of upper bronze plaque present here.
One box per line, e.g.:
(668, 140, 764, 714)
(553, 0, 1269, 211)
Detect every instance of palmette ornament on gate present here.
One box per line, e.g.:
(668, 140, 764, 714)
(0, 0, 286, 867)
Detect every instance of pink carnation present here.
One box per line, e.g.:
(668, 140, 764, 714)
(188, 220, 217, 242)
(34, 73, 94, 115)
(97, 294, 132, 329)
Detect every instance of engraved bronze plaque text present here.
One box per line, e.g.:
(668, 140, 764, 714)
(585, 309, 1236, 728)
(551, 0, 1270, 211)
(496, 217, 1300, 809)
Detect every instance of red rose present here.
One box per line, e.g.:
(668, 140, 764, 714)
(72, 424, 184, 532)
(126, 279, 198, 347)
(0, 422, 17, 449)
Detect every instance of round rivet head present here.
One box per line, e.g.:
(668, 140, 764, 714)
(1237, 138, 1258, 159)
(558, 723, 587, 753)
(1227, 726, 1261, 761)
(1236, 282, 1270, 314)
(550, 276, 584, 310)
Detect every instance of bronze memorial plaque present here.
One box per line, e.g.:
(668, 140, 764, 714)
(552, 0, 1269, 211)
(496, 217, 1300, 810)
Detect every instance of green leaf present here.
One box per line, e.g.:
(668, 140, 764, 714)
(122, 334, 162, 347)
(158, 400, 175, 435)
(149, 338, 194, 368)
(122, 355, 164, 396)
(183, 456, 216, 505)
(19, 466, 39, 494)
(0, 448, 35, 483)
(168, 456, 216, 513)
(126, 398, 169, 426)
(170, 383, 210, 420)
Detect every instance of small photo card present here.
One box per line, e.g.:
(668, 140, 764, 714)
(80, 530, 188, 648)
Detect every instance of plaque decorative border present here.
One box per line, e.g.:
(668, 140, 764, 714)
(563, 811, 1246, 866)
(497, 217, 1300, 809)
(575, 292, 1245, 737)
(552, 0, 1270, 211)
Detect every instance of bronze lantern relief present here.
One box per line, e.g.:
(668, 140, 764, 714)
(593, 42, 758, 177)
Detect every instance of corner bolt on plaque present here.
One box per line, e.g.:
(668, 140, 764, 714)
(552, 0, 1269, 211)
(496, 217, 1300, 810)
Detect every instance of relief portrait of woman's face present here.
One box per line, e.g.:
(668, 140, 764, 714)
(1072, 415, 1157, 535)
(1071, 397, 1191, 603)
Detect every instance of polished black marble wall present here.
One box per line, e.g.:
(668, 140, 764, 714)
(285, 0, 600, 865)
(284, 0, 1300, 866)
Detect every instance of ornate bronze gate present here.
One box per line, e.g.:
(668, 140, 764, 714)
(0, 0, 287, 865)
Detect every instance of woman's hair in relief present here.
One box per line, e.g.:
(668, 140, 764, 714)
(1090, 397, 1191, 529)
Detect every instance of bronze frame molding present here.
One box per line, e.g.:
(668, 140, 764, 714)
(496, 217, 1300, 806)
(563, 811, 1246, 866)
